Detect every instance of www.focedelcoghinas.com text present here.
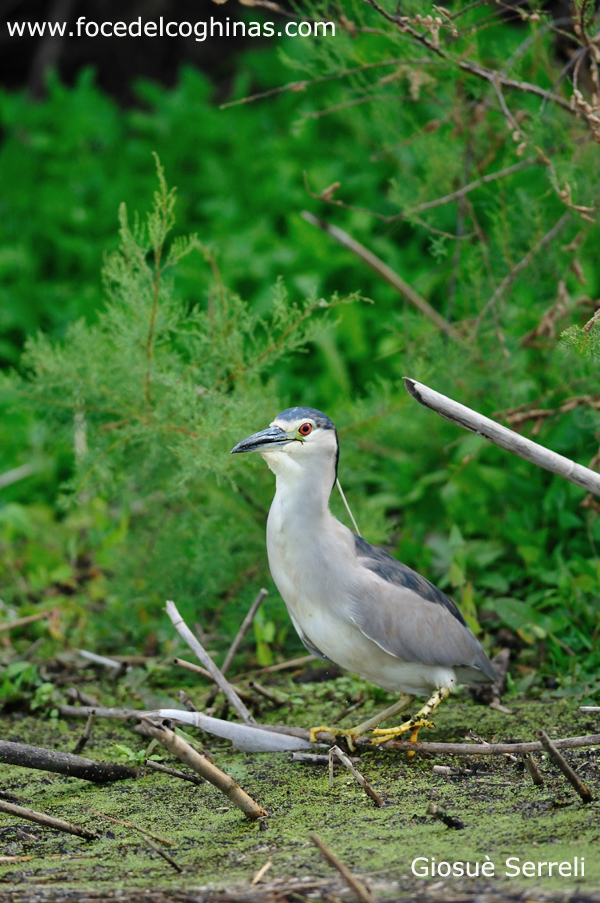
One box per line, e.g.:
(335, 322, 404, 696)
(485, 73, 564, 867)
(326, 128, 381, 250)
(6, 17, 335, 40)
(412, 857, 584, 879)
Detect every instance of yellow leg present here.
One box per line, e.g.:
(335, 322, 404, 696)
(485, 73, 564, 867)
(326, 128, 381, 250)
(309, 694, 414, 749)
(370, 686, 452, 747)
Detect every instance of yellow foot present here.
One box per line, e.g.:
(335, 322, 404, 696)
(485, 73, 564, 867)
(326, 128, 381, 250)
(308, 725, 359, 749)
(370, 716, 435, 746)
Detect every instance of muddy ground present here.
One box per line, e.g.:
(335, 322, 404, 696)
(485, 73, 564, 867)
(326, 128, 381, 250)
(0, 665, 599, 902)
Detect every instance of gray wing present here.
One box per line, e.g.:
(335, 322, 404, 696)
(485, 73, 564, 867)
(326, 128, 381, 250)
(350, 536, 495, 683)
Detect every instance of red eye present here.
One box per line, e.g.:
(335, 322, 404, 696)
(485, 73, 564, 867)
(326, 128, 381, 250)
(299, 422, 312, 436)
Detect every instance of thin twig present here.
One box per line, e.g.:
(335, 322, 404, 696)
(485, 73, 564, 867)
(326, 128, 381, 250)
(178, 690, 198, 712)
(391, 158, 539, 220)
(384, 732, 600, 755)
(173, 657, 214, 682)
(403, 378, 600, 496)
(309, 833, 376, 903)
(141, 719, 266, 819)
(237, 654, 317, 678)
(84, 807, 175, 846)
(77, 649, 123, 670)
(301, 211, 457, 339)
(473, 212, 570, 331)
(0, 799, 97, 840)
(221, 588, 268, 676)
(144, 836, 182, 872)
(467, 729, 517, 763)
(0, 610, 53, 633)
(165, 600, 255, 724)
(72, 710, 96, 755)
(522, 753, 544, 786)
(329, 745, 383, 806)
(143, 760, 204, 785)
(0, 739, 137, 783)
(249, 681, 288, 707)
(536, 729, 592, 803)
(219, 58, 434, 109)
(251, 861, 273, 885)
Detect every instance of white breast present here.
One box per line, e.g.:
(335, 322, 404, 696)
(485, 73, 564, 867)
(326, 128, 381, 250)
(266, 490, 456, 696)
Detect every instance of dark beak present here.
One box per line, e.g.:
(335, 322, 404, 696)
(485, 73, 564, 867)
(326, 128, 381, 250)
(230, 425, 292, 454)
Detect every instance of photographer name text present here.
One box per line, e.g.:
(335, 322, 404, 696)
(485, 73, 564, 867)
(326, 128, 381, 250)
(411, 856, 584, 879)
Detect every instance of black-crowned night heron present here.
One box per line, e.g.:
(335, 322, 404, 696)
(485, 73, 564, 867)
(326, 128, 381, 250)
(231, 406, 495, 747)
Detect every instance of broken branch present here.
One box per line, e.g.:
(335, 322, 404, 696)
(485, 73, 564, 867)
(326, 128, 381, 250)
(403, 378, 600, 496)
(0, 739, 137, 783)
(165, 600, 256, 724)
(329, 745, 383, 806)
(301, 211, 457, 339)
(140, 719, 266, 819)
(0, 799, 97, 840)
(536, 729, 592, 803)
(309, 833, 376, 903)
(385, 732, 600, 755)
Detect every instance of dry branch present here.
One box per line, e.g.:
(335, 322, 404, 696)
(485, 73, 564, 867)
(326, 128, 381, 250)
(85, 807, 175, 846)
(384, 732, 600, 755)
(0, 739, 137, 783)
(403, 378, 600, 496)
(173, 657, 214, 682)
(239, 653, 316, 677)
(249, 680, 288, 707)
(141, 719, 266, 819)
(301, 211, 456, 338)
(309, 833, 376, 903)
(536, 729, 592, 802)
(523, 753, 544, 786)
(72, 709, 96, 755)
(58, 704, 140, 720)
(143, 759, 205, 785)
(165, 600, 255, 724)
(0, 799, 97, 840)
(221, 588, 268, 675)
(329, 745, 383, 806)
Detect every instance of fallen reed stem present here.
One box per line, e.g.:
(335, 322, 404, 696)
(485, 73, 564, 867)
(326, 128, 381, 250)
(0, 799, 97, 840)
(165, 600, 255, 724)
(309, 833, 376, 903)
(141, 719, 266, 819)
(523, 753, 544, 786)
(144, 836, 182, 872)
(385, 733, 600, 755)
(85, 807, 175, 846)
(536, 729, 592, 803)
(404, 378, 600, 497)
(329, 745, 383, 807)
(72, 709, 96, 755)
(221, 588, 268, 676)
(143, 760, 204, 785)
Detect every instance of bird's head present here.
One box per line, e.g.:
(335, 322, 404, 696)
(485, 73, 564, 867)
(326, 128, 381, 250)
(231, 406, 339, 489)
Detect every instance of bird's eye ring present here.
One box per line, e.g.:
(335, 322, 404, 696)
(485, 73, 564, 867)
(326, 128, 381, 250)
(299, 423, 312, 436)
